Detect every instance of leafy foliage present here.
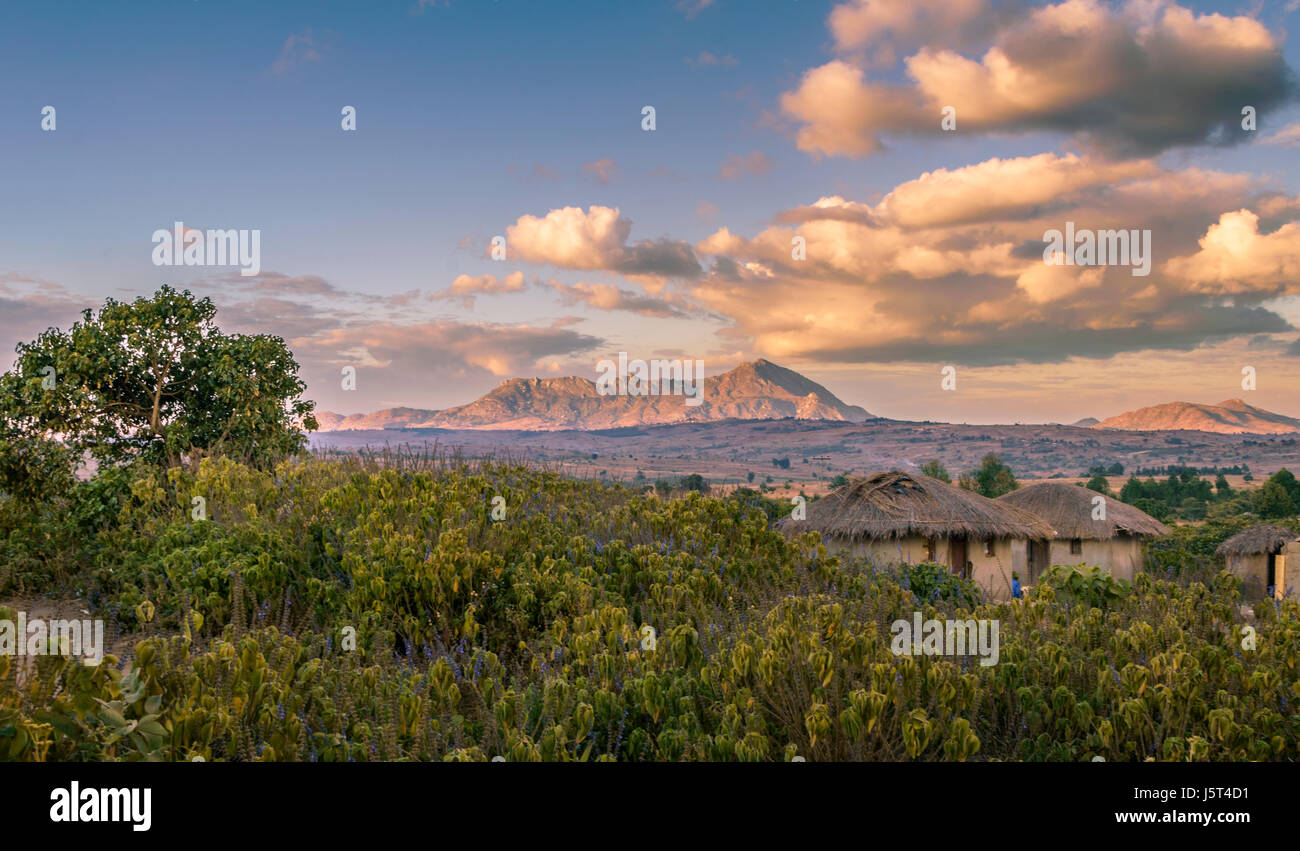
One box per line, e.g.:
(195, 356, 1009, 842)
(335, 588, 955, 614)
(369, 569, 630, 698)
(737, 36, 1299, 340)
(920, 460, 950, 483)
(4, 454, 1298, 762)
(958, 454, 1018, 498)
(1037, 564, 1131, 611)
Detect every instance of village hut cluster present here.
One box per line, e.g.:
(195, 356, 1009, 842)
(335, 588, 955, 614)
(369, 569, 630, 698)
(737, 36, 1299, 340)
(780, 471, 1053, 601)
(781, 470, 1296, 602)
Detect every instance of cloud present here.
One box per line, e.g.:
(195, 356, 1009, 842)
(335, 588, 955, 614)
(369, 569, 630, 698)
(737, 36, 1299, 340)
(239, 272, 347, 298)
(683, 152, 1299, 366)
(546, 280, 695, 318)
(782, 0, 1294, 158)
(869, 153, 1157, 229)
(686, 51, 738, 67)
(1260, 121, 1300, 146)
(1164, 210, 1300, 295)
(677, 0, 715, 19)
(828, 0, 1006, 59)
(270, 29, 328, 75)
(506, 205, 702, 279)
(302, 320, 600, 377)
(718, 151, 775, 180)
(430, 271, 529, 308)
(507, 162, 564, 181)
(580, 157, 618, 184)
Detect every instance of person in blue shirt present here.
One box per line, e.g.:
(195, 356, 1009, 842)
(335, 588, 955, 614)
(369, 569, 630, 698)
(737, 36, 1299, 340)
(1012, 572, 1022, 599)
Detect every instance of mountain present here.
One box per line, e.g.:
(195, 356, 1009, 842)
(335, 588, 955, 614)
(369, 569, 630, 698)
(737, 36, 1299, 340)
(1093, 399, 1300, 434)
(1070, 417, 1100, 427)
(314, 407, 441, 431)
(315, 359, 871, 431)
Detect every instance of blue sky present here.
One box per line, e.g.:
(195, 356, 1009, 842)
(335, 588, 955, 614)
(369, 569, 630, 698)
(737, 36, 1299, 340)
(3, 0, 1300, 422)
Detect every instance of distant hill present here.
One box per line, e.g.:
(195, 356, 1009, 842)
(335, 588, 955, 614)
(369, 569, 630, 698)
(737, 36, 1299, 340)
(1093, 399, 1300, 434)
(315, 359, 872, 431)
(1071, 417, 1100, 427)
(314, 407, 442, 431)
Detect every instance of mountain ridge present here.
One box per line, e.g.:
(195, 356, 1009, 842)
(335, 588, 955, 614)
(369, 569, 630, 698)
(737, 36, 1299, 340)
(1093, 398, 1300, 434)
(315, 359, 872, 431)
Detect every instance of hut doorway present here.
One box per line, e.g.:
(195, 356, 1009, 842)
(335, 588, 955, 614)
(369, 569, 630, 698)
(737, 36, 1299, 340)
(1267, 552, 1280, 592)
(949, 538, 968, 579)
(1027, 539, 1049, 581)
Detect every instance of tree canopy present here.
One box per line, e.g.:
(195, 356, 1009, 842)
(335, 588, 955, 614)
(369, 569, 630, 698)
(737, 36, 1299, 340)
(921, 459, 951, 483)
(958, 453, 1018, 498)
(0, 286, 316, 491)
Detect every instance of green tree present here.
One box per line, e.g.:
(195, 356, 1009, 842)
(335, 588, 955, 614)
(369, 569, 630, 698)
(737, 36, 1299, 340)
(1132, 497, 1170, 522)
(921, 459, 951, 482)
(1252, 480, 1294, 519)
(1119, 475, 1145, 504)
(0, 286, 316, 474)
(1085, 474, 1110, 495)
(679, 473, 710, 494)
(1268, 468, 1300, 509)
(959, 454, 1018, 498)
(1214, 473, 1231, 498)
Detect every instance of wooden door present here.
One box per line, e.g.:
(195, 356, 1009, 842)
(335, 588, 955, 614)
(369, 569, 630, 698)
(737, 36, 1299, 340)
(950, 538, 968, 578)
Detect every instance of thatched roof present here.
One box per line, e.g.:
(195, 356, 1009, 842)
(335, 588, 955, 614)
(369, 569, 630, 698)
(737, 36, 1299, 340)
(1215, 524, 1298, 557)
(997, 482, 1169, 540)
(780, 471, 1053, 541)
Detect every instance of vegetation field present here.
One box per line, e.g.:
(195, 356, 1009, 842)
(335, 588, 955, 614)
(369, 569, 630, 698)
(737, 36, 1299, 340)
(2, 448, 1298, 762)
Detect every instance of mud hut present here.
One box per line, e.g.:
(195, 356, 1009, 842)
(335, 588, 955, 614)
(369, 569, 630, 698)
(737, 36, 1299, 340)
(997, 482, 1169, 583)
(1215, 524, 1298, 599)
(780, 470, 1053, 601)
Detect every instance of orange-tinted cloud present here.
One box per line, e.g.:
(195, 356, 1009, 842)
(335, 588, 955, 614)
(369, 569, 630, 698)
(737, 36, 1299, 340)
(506, 205, 702, 280)
(1164, 211, 1300, 295)
(686, 152, 1295, 366)
(783, 0, 1292, 158)
(430, 271, 529, 308)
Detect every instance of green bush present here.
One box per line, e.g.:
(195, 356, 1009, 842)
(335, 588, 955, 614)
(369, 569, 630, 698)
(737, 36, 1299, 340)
(1037, 564, 1130, 610)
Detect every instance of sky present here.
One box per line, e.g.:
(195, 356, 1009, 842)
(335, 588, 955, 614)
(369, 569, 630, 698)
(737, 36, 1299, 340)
(2, 0, 1300, 424)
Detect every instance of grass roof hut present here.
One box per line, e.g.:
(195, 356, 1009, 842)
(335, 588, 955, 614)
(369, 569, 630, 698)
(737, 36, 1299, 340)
(997, 482, 1169, 583)
(781, 470, 1053, 600)
(1215, 524, 1299, 599)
